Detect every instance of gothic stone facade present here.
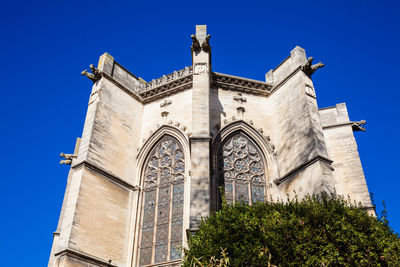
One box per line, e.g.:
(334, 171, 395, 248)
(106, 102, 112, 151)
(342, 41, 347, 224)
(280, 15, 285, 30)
(48, 25, 372, 267)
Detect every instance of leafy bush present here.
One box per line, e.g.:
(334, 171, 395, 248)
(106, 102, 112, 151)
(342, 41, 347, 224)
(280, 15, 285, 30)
(183, 194, 400, 266)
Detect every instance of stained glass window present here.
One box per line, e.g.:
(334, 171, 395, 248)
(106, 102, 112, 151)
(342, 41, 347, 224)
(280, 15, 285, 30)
(139, 136, 185, 266)
(219, 133, 266, 204)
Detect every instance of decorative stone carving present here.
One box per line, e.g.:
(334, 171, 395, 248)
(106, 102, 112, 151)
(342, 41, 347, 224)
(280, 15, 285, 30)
(202, 34, 211, 52)
(160, 99, 172, 108)
(352, 120, 366, 132)
(233, 93, 247, 104)
(191, 34, 201, 52)
(81, 64, 101, 83)
(59, 152, 77, 165)
(212, 73, 272, 96)
(191, 34, 211, 52)
(194, 63, 208, 75)
(302, 57, 324, 76)
(219, 133, 266, 204)
(139, 66, 193, 103)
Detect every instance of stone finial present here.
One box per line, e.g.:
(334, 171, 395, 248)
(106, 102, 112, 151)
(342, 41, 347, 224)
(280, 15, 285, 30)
(81, 64, 101, 83)
(352, 120, 366, 132)
(302, 57, 325, 76)
(59, 152, 77, 165)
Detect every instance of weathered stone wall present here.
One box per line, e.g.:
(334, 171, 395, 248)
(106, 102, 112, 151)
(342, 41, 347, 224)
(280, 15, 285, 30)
(141, 89, 192, 143)
(320, 104, 372, 209)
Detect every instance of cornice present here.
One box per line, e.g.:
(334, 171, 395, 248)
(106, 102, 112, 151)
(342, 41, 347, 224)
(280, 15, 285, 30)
(99, 65, 307, 103)
(212, 72, 272, 96)
(139, 75, 193, 103)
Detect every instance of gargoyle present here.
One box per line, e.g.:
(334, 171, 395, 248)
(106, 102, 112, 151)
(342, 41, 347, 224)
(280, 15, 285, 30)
(201, 34, 211, 52)
(302, 57, 325, 76)
(81, 64, 101, 83)
(191, 34, 211, 52)
(59, 152, 77, 165)
(191, 34, 201, 52)
(351, 120, 366, 132)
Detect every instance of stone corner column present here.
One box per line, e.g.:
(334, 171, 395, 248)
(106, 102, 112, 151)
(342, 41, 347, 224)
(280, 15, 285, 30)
(189, 25, 212, 230)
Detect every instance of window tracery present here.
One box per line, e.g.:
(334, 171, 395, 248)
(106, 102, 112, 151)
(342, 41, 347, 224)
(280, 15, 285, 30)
(219, 133, 266, 204)
(139, 136, 185, 266)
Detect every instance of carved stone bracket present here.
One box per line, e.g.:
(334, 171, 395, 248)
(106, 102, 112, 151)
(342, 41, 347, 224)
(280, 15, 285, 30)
(302, 57, 324, 76)
(81, 64, 101, 83)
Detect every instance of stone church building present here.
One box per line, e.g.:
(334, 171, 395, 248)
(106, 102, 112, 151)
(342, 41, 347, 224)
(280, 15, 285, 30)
(48, 25, 372, 267)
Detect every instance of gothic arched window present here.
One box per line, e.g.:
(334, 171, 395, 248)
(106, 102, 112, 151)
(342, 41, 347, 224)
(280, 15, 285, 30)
(138, 136, 185, 266)
(219, 132, 266, 204)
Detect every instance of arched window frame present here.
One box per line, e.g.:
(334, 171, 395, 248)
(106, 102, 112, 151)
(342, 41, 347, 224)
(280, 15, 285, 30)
(133, 126, 190, 267)
(211, 120, 280, 209)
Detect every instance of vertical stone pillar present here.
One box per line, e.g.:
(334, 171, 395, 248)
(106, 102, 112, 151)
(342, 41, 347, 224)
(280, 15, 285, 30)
(189, 25, 211, 231)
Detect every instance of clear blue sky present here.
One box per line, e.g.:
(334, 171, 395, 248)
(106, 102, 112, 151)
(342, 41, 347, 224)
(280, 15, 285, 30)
(1, 1, 399, 265)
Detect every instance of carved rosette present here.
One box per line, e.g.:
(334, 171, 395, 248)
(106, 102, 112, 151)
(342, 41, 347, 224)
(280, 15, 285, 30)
(219, 133, 266, 204)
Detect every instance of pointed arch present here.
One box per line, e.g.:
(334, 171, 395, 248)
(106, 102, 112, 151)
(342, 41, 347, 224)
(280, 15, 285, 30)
(211, 120, 280, 208)
(134, 125, 190, 266)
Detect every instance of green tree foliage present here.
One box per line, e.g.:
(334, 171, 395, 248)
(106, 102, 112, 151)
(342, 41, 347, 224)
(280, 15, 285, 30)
(183, 194, 400, 266)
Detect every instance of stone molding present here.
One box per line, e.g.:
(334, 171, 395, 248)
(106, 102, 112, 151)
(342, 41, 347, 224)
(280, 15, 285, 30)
(274, 155, 333, 185)
(212, 72, 272, 96)
(137, 124, 190, 161)
(54, 248, 117, 267)
(72, 161, 140, 191)
(99, 65, 309, 104)
(322, 122, 353, 130)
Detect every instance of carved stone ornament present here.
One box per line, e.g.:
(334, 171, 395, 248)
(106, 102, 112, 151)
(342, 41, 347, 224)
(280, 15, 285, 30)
(194, 63, 208, 75)
(352, 120, 366, 132)
(81, 64, 101, 83)
(160, 99, 172, 108)
(233, 93, 247, 104)
(59, 152, 77, 165)
(302, 57, 325, 76)
(191, 34, 211, 52)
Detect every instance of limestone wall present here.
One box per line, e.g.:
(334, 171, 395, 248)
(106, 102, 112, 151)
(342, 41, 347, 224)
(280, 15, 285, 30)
(320, 104, 372, 209)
